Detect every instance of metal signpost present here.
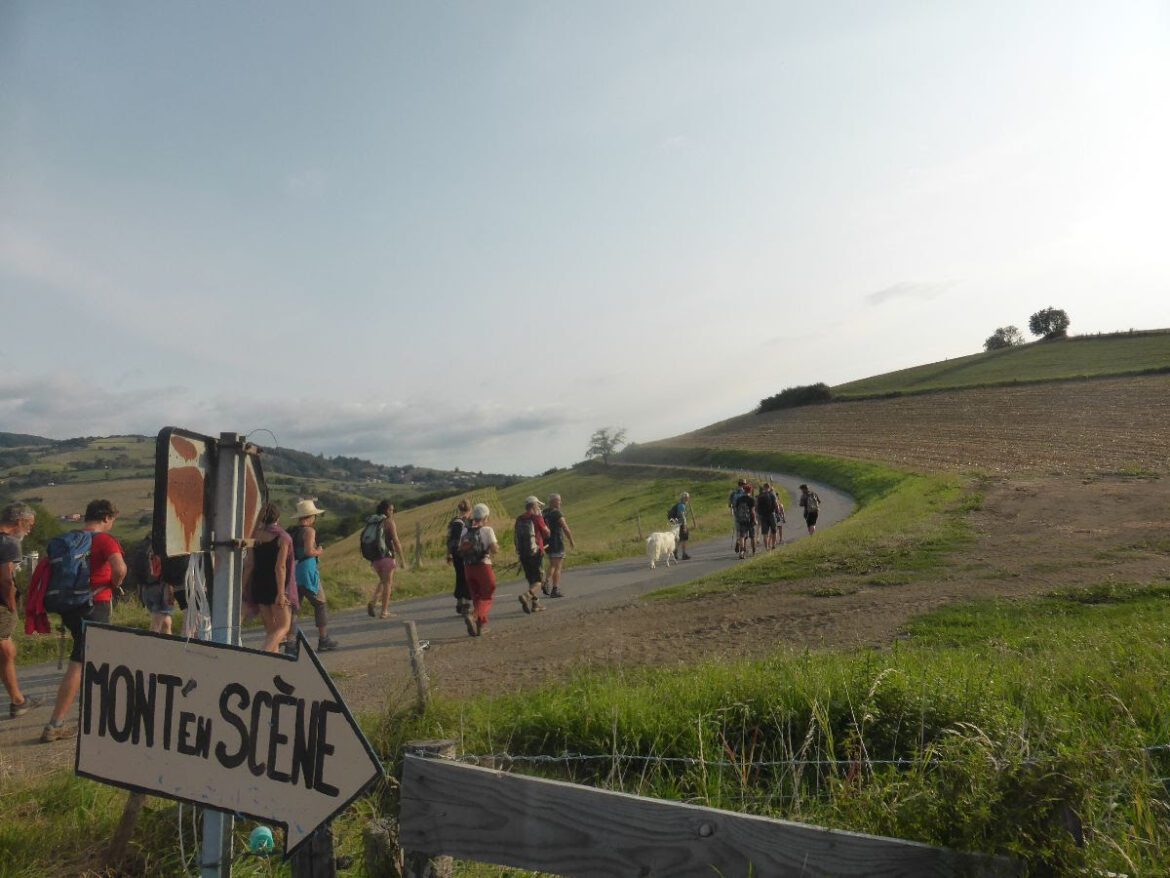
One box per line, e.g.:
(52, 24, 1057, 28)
(75, 427, 383, 876)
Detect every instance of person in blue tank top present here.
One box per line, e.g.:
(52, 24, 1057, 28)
(287, 499, 339, 652)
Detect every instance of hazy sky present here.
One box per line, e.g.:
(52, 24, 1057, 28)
(3, 2, 1168, 473)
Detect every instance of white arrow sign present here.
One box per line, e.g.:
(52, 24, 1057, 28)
(76, 624, 383, 856)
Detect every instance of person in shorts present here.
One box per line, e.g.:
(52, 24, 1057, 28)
(541, 494, 575, 598)
(733, 485, 757, 559)
(1, 502, 39, 718)
(756, 483, 784, 550)
(366, 500, 406, 619)
(459, 503, 499, 636)
(42, 499, 125, 743)
(516, 496, 551, 614)
(799, 484, 821, 534)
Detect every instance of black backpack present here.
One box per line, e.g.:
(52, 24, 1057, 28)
(130, 534, 161, 587)
(515, 516, 538, 559)
(459, 525, 488, 565)
(446, 517, 464, 557)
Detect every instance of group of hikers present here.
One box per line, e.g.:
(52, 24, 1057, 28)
(1, 477, 824, 741)
(727, 478, 821, 559)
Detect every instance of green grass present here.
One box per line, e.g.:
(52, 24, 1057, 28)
(361, 582, 1170, 875)
(831, 331, 1170, 399)
(618, 446, 967, 599)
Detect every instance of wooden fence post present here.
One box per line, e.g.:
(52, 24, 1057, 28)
(635, 513, 643, 540)
(290, 823, 337, 878)
(402, 741, 457, 878)
(403, 621, 429, 712)
(412, 521, 423, 570)
(104, 791, 146, 870)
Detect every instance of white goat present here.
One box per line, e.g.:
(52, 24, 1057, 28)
(646, 521, 682, 569)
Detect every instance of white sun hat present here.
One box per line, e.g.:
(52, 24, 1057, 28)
(291, 499, 325, 519)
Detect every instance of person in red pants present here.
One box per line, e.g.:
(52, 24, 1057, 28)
(458, 503, 500, 637)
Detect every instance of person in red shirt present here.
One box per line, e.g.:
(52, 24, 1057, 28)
(41, 499, 126, 743)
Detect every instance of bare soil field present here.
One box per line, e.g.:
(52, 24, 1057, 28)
(669, 374, 1170, 475)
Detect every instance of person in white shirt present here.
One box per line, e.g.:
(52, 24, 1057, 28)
(458, 503, 500, 636)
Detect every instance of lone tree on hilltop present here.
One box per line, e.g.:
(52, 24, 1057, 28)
(983, 325, 1025, 351)
(1028, 307, 1070, 339)
(586, 427, 627, 465)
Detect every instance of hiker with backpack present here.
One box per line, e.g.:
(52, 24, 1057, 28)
(361, 500, 405, 620)
(668, 492, 692, 561)
(287, 499, 339, 652)
(459, 503, 500, 636)
(756, 483, 785, 550)
(41, 499, 126, 743)
(1, 503, 39, 719)
(799, 484, 821, 535)
(131, 534, 175, 635)
(733, 484, 758, 560)
(445, 499, 473, 616)
(516, 495, 551, 615)
(541, 493, 575, 599)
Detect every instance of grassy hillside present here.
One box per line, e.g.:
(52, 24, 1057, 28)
(832, 330, 1170, 399)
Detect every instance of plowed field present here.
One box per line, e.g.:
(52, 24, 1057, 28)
(662, 375, 1170, 475)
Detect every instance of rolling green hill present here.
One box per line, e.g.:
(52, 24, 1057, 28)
(832, 330, 1170, 399)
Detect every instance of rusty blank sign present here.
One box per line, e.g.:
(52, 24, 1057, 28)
(154, 427, 213, 557)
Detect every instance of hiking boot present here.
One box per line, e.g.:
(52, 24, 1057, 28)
(40, 723, 75, 743)
(464, 614, 478, 637)
(681, 553, 691, 560)
(518, 593, 532, 614)
(10, 695, 41, 718)
(531, 595, 544, 612)
(549, 587, 564, 598)
(366, 601, 376, 618)
(476, 619, 486, 636)
(455, 600, 467, 615)
(317, 636, 340, 652)
(540, 580, 551, 596)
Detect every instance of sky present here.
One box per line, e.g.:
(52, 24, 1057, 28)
(2, 2, 1168, 474)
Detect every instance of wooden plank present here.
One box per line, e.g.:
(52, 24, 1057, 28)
(399, 755, 1017, 878)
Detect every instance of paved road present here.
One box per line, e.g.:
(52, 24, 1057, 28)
(7, 472, 853, 725)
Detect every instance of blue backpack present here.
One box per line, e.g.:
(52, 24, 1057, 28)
(44, 530, 95, 613)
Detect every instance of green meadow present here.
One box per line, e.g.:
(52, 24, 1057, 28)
(833, 330, 1170, 399)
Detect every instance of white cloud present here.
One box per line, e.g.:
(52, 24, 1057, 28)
(865, 280, 956, 306)
(0, 374, 577, 473)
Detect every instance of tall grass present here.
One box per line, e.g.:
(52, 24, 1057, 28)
(371, 583, 1170, 873)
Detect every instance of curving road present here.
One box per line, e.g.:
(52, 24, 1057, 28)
(2, 472, 853, 760)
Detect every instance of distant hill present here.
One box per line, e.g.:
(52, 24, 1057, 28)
(831, 330, 1170, 400)
(0, 432, 520, 542)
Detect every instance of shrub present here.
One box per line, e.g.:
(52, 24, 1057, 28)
(759, 383, 832, 413)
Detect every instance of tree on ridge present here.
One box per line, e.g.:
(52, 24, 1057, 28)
(1028, 307, 1071, 339)
(585, 428, 627, 466)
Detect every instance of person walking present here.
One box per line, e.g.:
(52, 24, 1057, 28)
(756, 483, 784, 550)
(363, 500, 406, 619)
(1, 503, 39, 719)
(733, 484, 757, 559)
(287, 499, 339, 652)
(458, 503, 499, 636)
(728, 479, 746, 549)
(516, 496, 551, 614)
(541, 493, 575, 598)
(669, 492, 692, 560)
(41, 499, 126, 742)
(242, 502, 295, 654)
(445, 499, 473, 616)
(799, 484, 821, 535)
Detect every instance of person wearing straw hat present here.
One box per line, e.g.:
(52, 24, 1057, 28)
(287, 499, 339, 652)
(457, 503, 499, 636)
